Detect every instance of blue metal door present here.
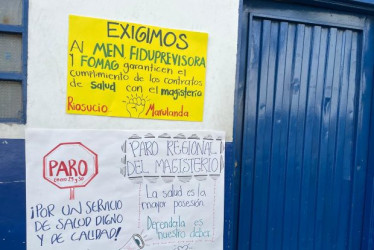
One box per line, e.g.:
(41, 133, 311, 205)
(237, 1, 374, 249)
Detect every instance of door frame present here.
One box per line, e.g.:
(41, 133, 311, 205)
(230, 0, 374, 249)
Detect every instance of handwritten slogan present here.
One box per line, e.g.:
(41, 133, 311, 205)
(26, 129, 224, 250)
(66, 16, 208, 121)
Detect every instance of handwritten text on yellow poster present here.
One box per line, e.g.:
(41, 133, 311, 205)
(67, 15, 208, 121)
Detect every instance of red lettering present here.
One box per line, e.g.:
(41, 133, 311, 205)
(68, 159, 78, 176)
(48, 159, 89, 177)
(56, 161, 69, 176)
(144, 103, 188, 117)
(78, 160, 88, 176)
(66, 96, 108, 113)
(49, 160, 59, 176)
(67, 96, 74, 110)
(145, 103, 155, 116)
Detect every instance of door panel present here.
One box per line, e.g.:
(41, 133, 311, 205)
(238, 2, 374, 250)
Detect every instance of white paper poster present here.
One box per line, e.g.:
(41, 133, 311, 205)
(26, 129, 225, 250)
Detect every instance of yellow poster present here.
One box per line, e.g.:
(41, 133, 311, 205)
(66, 15, 208, 121)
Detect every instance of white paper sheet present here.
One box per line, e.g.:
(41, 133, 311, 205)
(26, 129, 225, 250)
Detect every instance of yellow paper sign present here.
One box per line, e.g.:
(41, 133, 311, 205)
(66, 15, 208, 121)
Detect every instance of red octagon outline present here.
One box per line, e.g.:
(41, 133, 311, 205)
(43, 142, 98, 189)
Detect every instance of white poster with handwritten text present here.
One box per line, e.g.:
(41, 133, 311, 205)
(26, 129, 225, 250)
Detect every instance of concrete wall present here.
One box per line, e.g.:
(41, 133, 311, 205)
(0, 0, 239, 141)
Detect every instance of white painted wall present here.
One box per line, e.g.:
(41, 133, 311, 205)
(1, 0, 239, 141)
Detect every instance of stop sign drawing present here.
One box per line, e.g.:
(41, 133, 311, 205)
(43, 142, 98, 200)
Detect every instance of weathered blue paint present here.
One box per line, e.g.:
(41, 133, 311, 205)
(0, 0, 28, 124)
(226, 0, 248, 249)
(0, 24, 23, 33)
(22, 0, 29, 124)
(0, 139, 26, 250)
(288, 0, 374, 15)
(237, 1, 374, 249)
(0, 72, 24, 81)
(224, 142, 236, 250)
(362, 19, 374, 250)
